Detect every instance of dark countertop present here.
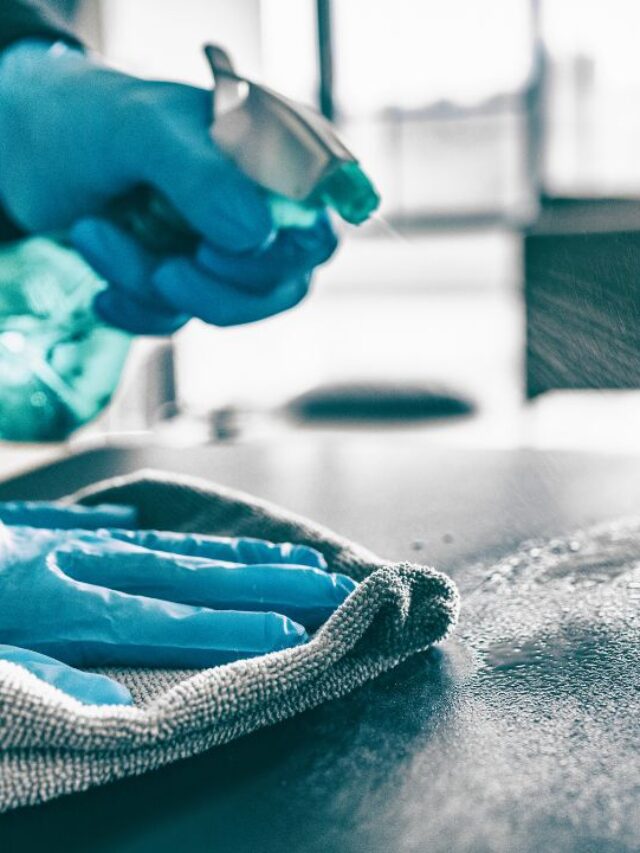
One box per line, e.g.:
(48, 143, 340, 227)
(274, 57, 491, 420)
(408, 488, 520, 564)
(0, 434, 639, 853)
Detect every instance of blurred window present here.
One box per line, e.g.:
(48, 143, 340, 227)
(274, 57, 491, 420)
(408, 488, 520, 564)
(542, 0, 640, 197)
(263, 0, 536, 226)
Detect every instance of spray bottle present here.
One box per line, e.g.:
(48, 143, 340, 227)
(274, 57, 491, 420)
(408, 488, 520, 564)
(0, 44, 380, 442)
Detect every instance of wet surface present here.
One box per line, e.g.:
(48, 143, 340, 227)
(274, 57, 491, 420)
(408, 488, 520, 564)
(1, 440, 639, 852)
(445, 522, 640, 852)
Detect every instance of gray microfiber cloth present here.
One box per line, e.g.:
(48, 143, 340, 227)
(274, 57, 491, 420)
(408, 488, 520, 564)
(0, 470, 459, 812)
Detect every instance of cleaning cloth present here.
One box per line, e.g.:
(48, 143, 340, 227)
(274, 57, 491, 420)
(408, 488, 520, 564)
(0, 470, 459, 812)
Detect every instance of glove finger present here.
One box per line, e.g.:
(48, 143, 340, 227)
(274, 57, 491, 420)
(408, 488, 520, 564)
(94, 288, 188, 336)
(58, 541, 356, 629)
(153, 258, 311, 326)
(0, 501, 138, 529)
(0, 644, 133, 706)
(107, 529, 328, 569)
(29, 581, 308, 668)
(72, 216, 157, 296)
(137, 82, 274, 253)
(71, 217, 189, 334)
(196, 214, 338, 291)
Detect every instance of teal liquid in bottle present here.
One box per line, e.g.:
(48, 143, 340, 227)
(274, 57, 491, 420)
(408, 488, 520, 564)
(0, 237, 131, 442)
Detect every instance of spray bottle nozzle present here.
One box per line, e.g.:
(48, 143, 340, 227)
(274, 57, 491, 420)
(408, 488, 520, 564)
(206, 45, 380, 226)
(110, 44, 381, 255)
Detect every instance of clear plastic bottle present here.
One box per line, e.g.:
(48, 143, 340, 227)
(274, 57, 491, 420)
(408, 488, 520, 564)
(0, 237, 131, 442)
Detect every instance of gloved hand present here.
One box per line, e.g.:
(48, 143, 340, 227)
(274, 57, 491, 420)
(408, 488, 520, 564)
(0, 501, 356, 705)
(0, 41, 338, 334)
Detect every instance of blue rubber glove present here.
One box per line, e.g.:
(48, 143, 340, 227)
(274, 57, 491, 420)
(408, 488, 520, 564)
(0, 501, 138, 529)
(0, 645, 134, 706)
(0, 502, 356, 706)
(0, 41, 338, 335)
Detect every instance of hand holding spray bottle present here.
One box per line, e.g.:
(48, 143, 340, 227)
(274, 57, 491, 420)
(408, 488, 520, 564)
(0, 44, 380, 441)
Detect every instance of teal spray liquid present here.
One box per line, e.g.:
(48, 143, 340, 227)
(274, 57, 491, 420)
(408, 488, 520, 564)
(0, 44, 379, 443)
(0, 237, 130, 441)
